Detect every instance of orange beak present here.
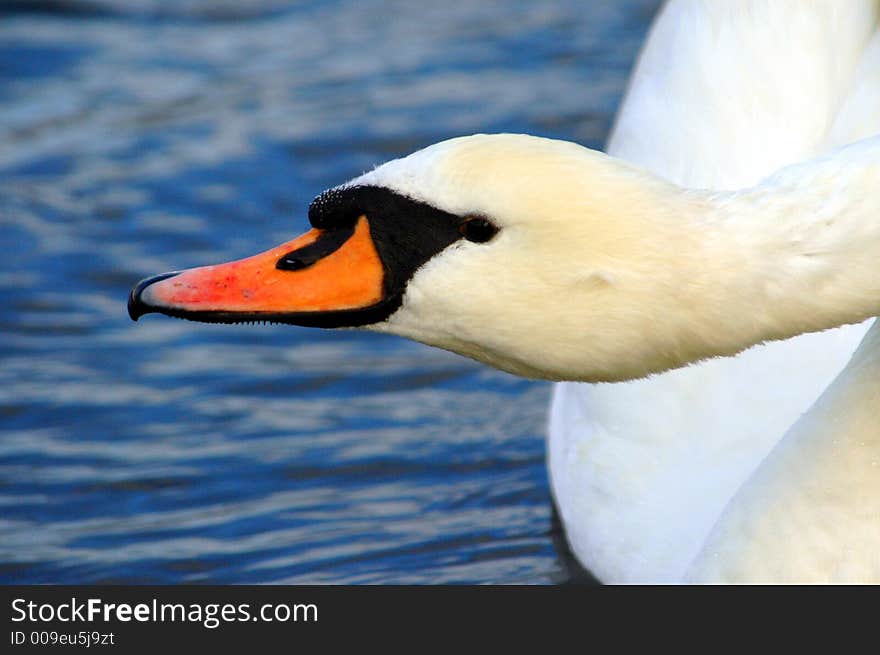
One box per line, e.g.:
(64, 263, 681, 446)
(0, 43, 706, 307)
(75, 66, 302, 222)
(128, 216, 388, 327)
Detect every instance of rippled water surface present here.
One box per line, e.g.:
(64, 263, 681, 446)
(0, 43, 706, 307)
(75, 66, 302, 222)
(1, 0, 658, 583)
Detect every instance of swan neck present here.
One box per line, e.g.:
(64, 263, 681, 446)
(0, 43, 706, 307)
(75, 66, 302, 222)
(701, 138, 880, 354)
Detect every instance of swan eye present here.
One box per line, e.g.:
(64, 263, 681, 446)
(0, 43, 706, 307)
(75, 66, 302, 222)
(459, 217, 498, 243)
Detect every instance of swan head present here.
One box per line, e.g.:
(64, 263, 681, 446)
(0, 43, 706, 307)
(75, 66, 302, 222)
(129, 133, 706, 382)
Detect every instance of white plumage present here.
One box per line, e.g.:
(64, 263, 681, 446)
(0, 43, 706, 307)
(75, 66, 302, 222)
(551, 0, 880, 582)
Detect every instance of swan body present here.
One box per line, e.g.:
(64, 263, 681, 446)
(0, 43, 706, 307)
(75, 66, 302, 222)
(686, 321, 880, 582)
(684, 13, 880, 584)
(128, 1, 880, 582)
(552, 0, 880, 582)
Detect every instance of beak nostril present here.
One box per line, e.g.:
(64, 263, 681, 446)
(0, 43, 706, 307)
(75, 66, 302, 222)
(276, 256, 308, 271)
(276, 223, 356, 271)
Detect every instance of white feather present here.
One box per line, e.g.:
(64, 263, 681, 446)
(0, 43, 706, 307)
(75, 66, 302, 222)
(551, 0, 880, 582)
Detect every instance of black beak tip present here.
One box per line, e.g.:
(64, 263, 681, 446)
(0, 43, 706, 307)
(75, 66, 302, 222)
(128, 272, 180, 322)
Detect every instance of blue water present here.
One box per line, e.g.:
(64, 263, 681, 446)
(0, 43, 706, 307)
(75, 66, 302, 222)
(0, 0, 657, 584)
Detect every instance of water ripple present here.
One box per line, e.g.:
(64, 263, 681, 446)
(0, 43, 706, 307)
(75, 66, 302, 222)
(0, 0, 658, 583)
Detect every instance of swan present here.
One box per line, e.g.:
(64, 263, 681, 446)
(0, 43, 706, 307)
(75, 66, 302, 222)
(127, 1, 880, 582)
